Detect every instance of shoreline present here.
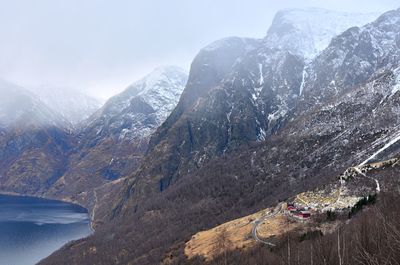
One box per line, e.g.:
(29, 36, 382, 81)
(0, 190, 95, 232)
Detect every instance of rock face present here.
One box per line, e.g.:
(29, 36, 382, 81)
(46, 66, 188, 211)
(35, 7, 400, 265)
(0, 80, 72, 194)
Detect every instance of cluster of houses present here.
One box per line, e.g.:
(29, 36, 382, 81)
(286, 203, 311, 219)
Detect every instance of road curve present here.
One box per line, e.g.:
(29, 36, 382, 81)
(251, 203, 283, 246)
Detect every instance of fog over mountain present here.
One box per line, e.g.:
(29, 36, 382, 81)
(0, 79, 67, 128)
(27, 86, 103, 126)
(0, 0, 398, 100)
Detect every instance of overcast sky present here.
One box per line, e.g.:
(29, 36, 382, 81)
(0, 0, 398, 99)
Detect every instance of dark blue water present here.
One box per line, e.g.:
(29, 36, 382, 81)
(0, 195, 92, 265)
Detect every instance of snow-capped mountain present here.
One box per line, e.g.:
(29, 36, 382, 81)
(90, 65, 188, 140)
(302, 7, 400, 106)
(116, 8, 400, 218)
(28, 86, 102, 126)
(45, 66, 188, 206)
(138, 8, 381, 191)
(265, 8, 379, 59)
(0, 80, 68, 129)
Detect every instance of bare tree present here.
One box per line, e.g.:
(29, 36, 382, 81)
(337, 229, 342, 265)
(215, 228, 232, 265)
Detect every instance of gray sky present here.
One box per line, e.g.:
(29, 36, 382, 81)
(0, 0, 398, 99)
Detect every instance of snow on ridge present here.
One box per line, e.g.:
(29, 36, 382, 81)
(390, 66, 400, 97)
(0, 79, 70, 129)
(28, 86, 103, 126)
(136, 66, 188, 124)
(91, 66, 188, 140)
(265, 8, 380, 59)
(361, 9, 400, 59)
(101, 66, 187, 117)
(121, 66, 187, 120)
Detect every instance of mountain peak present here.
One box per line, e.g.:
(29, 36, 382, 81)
(132, 65, 188, 97)
(88, 66, 188, 140)
(28, 86, 102, 126)
(0, 80, 69, 129)
(265, 8, 380, 58)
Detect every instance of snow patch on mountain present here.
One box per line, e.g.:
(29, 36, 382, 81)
(390, 66, 400, 97)
(89, 66, 188, 140)
(134, 66, 188, 124)
(265, 8, 380, 59)
(0, 80, 68, 129)
(29, 86, 102, 126)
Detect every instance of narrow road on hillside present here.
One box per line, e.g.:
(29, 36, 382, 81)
(252, 203, 283, 246)
(90, 189, 99, 232)
(353, 166, 380, 193)
(353, 129, 400, 194)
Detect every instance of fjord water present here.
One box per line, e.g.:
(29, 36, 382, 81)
(0, 195, 91, 265)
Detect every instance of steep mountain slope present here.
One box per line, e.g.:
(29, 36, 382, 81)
(41, 8, 400, 265)
(302, 8, 400, 107)
(45, 66, 188, 216)
(0, 80, 72, 194)
(118, 8, 378, 202)
(28, 86, 103, 126)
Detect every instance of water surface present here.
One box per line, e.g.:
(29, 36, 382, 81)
(0, 194, 91, 265)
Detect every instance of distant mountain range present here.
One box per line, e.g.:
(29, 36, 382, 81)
(27, 86, 103, 126)
(0, 80, 69, 129)
(0, 66, 188, 216)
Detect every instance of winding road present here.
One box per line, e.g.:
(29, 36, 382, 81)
(353, 166, 381, 193)
(251, 203, 283, 246)
(90, 189, 98, 232)
(251, 132, 395, 246)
